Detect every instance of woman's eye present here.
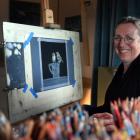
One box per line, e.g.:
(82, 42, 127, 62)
(114, 36, 121, 41)
(126, 36, 134, 41)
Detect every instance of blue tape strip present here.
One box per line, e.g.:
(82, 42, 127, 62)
(29, 87, 38, 98)
(67, 37, 75, 88)
(22, 84, 28, 93)
(22, 32, 34, 49)
(67, 37, 74, 47)
(71, 80, 76, 88)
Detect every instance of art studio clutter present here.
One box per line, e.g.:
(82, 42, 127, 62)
(1, 97, 140, 140)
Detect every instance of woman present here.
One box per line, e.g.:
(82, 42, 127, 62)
(84, 16, 140, 131)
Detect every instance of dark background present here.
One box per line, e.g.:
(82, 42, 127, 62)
(10, 0, 40, 26)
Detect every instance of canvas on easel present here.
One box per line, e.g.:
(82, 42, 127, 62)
(1, 22, 83, 123)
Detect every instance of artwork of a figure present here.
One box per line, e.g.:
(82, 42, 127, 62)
(5, 42, 25, 89)
(48, 52, 63, 78)
(52, 52, 56, 63)
(56, 51, 63, 63)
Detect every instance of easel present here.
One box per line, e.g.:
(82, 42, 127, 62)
(40, 0, 60, 29)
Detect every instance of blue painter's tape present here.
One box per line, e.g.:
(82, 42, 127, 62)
(22, 32, 34, 49)
(67, 37, 75, 88)
(22, 83, 28, 93)
(67, 37, 74, 47)
(71, 80, 76, 88)
(29, 87, 38, 98)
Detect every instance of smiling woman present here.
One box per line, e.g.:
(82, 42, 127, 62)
(84, 16, 140, 132)
(114, 18, 140, 70)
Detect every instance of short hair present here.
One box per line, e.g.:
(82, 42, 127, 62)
(116, 16, 140, 35)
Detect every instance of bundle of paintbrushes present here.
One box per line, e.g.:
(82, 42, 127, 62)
(111, 97, 140, 139)
(12, 98, 140, 140)
(13, 102, 112, 140)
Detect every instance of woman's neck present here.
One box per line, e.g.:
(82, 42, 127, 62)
(123, 62, 130, 73)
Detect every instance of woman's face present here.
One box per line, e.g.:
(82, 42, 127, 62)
(114, 23, 140, 65)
